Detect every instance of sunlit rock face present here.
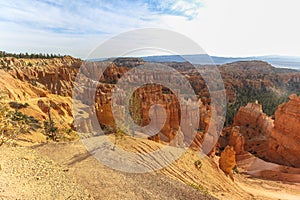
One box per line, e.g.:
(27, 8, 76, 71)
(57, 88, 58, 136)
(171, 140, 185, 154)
(228, 126, 245, 155)
(94, 81, 211, 149)
(233, 102, 273, 157)
(0, 56, 81, 99)
(0, 57, 81, 136)
(269, 94, 300, 167)
(219, 145, 236, 180)
(233, 95, 300, 167)
(3, 56, 300, 158)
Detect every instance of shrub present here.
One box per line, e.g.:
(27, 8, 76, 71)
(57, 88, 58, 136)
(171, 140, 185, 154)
(43, 107, 59, 141)
(194, 160, 203, 170)
(233, 165, 239, 174)
(0, 93, 30, 146)
(9, 102, 29, 109)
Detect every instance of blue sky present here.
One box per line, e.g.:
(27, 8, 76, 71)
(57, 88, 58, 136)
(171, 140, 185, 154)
(0, 0, 300, 58)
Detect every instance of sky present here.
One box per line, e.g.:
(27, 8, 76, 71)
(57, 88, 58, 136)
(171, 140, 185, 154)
(0, 0, 300, 58)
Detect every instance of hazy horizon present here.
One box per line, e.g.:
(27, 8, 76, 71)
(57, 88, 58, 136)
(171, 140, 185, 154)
(2, 49, 300, 69)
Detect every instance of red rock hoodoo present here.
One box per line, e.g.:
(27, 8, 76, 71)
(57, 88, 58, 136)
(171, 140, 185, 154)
(233, 95, 300, 167)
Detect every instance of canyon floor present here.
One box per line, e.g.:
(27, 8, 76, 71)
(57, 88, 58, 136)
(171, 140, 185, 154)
(1, 135, 299, 200)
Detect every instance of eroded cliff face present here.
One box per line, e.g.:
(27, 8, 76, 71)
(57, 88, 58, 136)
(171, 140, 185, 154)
(93, 70, 212, 149)
(70, 61, 212, 150)
(233, 95, 300, 167)
(268, 94, 300, 167)
(219, 61, 300, 103)
(0, 56, 81, 99)
(0, 57, 81, 141)
(1, 57, 300, 157)
(233, 102, 273, 157)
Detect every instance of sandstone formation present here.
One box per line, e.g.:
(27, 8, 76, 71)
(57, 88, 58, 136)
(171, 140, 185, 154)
(71, 61, 213, 150)
(1, 56, 300, 157)
(233, 101, 273, 157)
(219, 145, 236, 180)
(268, 94, 300, 167)
(233, 95, 300, 167)
(0, 57, 81, 141)
(93, 73, 212, 149)
(228, 126, 245, 154)
(219, 61, 300, 103)
(0, 56, 81, 99)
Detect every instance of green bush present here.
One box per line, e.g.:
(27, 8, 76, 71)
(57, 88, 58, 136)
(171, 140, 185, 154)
(9, 102, 29, 109)
(0, 93, 31, 146)
(194, 160, 203, 170)
(43, 108, 59, 141)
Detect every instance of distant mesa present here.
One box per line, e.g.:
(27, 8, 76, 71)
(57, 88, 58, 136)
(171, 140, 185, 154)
(112, 57, 144, 68)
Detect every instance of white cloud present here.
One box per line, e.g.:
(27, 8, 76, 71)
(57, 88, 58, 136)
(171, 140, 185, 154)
(0, 0, 159, 57)
(0, 0, 299, 57)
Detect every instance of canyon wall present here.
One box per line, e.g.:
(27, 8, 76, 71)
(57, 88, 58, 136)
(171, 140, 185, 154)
(1, 57, 300, 156)
(0, 56, 81, 99)
(233, 95, 300, 167)
(268, 94, 300, 167)
(0, 57, 81, 137)
(93, 69, 212, 149)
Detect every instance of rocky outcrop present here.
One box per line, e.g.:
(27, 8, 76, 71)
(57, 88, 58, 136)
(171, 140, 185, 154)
(218, 126, 245, 158)
(228, 126, 245, 154)
(268, 94, 300, 167)
(76, 62, 214, 149)
(1, 56, 300, 158)
(219, 61, 300, 103)
(219, 145, 236, 180)
(94, 82, 211, 148)
(0, 57, 79, 139)
(233, 101, 273, 157)
(233, 95, 300, 167)
(0, 56, 81, 97)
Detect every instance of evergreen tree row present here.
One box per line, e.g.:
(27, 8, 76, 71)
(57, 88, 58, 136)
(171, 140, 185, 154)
(0, 51, 65, 59)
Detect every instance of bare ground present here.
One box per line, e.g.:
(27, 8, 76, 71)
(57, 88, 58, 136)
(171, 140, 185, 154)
(1, 135, 299, 200)
(0, 140, 216, 199)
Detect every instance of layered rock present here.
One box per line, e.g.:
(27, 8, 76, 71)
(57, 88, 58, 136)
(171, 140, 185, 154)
(219, 61, 300, 103)
(0, 56, 81, 98)
(0, 57, 80, 139)
(2, 56, 300, 158)
(233, 95, 300, 167)
(218, 126, 245, 157)
(94, 82, 211, 148)
(228, 126, 245, 154)
(268, 94, 300, 167)
(233, 101, 273, 157)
